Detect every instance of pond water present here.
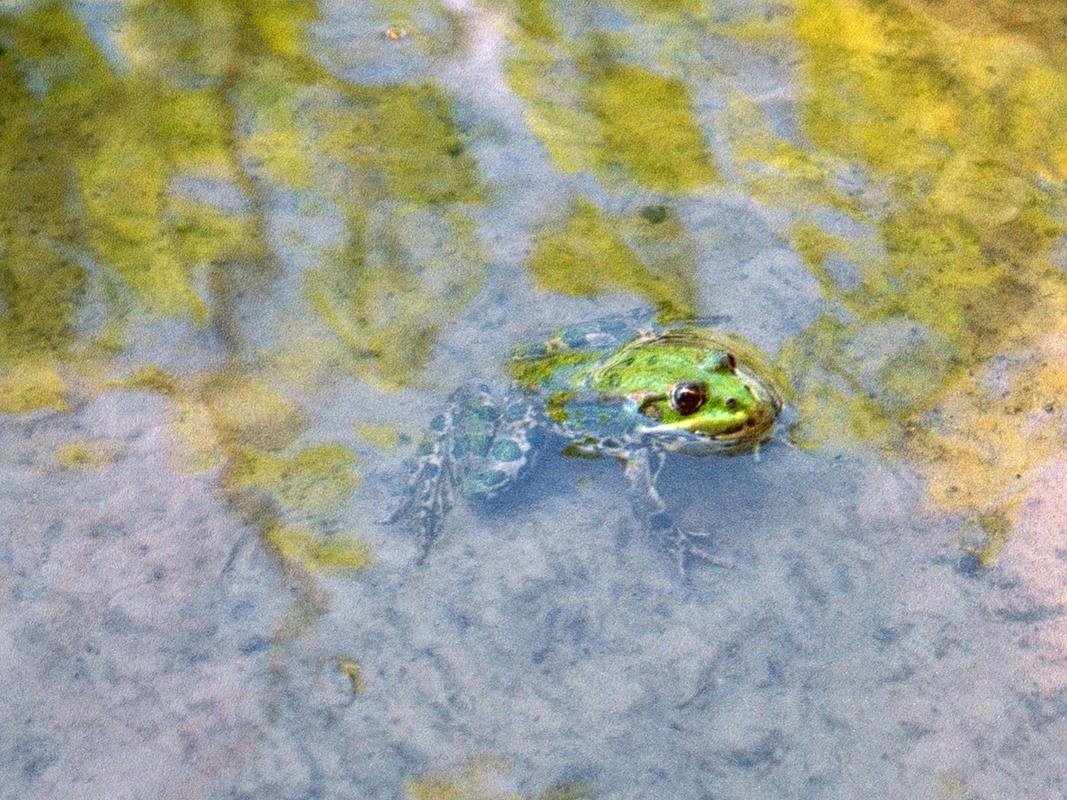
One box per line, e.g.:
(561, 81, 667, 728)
(1, 1, 1065, 798)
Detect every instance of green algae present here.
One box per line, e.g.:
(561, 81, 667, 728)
(526, 199, 697, 317)
(56, 441, 112, 470)
(407, 760, 595, 800)
(7, 5, 261, 321)
(0, 362, 69, 414)
(707, 0, 1067, 560)
(111, 364, 181, 395)
(587, 61, 718, 191)
(781, 0, 1067, 427)
(709, 0, 1066, 477)
(0, 2, 262, 386)
(721, 92, 855, 214)
(791, 222, 847, 277)
(227, 443, 360, 516)
(0, 12, 89, 369)
(0, 0, 486, 400)
(355, 423, 406, 450)
(539, 784, 598, 800)
(233, 15, 487, 386)
(516, 0, 559, 41)
(506, 20, 717, 191)
(307, 206, 485, 388)
(333, 656, 365, 693)
(201, 374, 307, 451)
(529, 201, 646, 294)
(308, 82, 483, 204)
(616, 0, 703, 17)
(265, 524, 370, 574)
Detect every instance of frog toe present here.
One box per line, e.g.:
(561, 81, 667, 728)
(657, 525, 733, 576)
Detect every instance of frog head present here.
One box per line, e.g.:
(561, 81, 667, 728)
(639, 349, 781, 449)
(590, 332, 784, 452)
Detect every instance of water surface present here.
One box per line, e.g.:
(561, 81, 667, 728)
(1, 1, 1065, 798)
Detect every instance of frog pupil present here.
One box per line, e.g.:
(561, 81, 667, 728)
(669, 381, 708, 416)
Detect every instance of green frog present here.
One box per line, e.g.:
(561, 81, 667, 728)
(388, 311, 786, 573)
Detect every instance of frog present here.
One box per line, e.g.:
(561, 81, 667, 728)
(387, 310, 786, 574)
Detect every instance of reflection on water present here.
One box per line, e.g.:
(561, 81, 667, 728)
(1, 0, 1065, 797)
(784, 0, 1066, 562)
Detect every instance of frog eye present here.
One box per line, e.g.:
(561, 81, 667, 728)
(669, 381, 708, 416)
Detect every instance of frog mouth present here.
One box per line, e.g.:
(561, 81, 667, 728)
(642, 409, 777, 444)
(702, 416, 775, 444)
(688, 411, 776, 443)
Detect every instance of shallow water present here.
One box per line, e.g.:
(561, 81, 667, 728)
(1, 1, 1065, 798)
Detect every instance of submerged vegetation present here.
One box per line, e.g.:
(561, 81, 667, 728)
(0, 0, 489, 573)
(0, 0, 485, 396)
(505, 26, 718, 193)
(0, 0, 1063, 573)
(527, 199, 698, 319)
(407, 758, 595, 800)
(783, 0, 1067, 561)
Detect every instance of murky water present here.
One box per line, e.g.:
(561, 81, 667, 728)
(1, 1, 1065, 798)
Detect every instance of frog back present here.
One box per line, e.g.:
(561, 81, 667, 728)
(507, 310, 731, 393)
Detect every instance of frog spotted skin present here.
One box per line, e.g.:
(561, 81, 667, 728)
(387, 311, 785, 574)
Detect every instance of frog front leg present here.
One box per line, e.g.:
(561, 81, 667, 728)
(621, 448, 732, 575)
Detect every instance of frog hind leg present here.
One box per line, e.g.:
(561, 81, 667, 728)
(386, 384, 500, 559)
(388, 387, 542, 559)
(621, 448, 732, 577)
(456, 395, 542, 502)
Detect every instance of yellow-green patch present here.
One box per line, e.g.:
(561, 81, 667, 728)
(202, 375, 307, 451)
(308, 207, 486, 388)
(227, 443, 359, 515)
(516, 0, 559, 41)
(967, 507, 1014, 568)
(765, 0, 1067, 461)
(526, 199, 696, 316)
(111, 364, 180, 395)
(276, 444, 360, 514)
(0, 363, 69, 414)
(586, 61, 717, 191)
(265, 524, 370, 573)
(57, 441, 112, 470)
(356, 423, 405, 450)
(506, 30, 716, 192)
(334, 656, 365, 693)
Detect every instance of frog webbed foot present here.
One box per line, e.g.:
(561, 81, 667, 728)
(650, 517, 733, 577)
(383, 405, 459, 561)
(622, 449, 732, 577)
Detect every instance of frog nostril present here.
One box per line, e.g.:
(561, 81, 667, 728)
(725, 397, 738, 409)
